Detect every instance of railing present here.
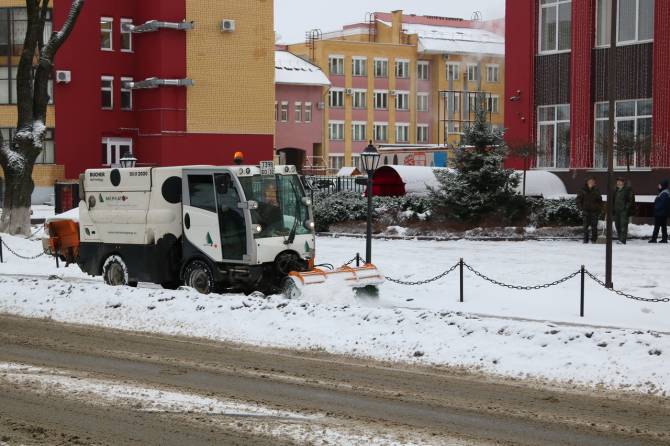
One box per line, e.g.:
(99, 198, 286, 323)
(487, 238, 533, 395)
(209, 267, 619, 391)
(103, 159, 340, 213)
(303, 175, 366, 196)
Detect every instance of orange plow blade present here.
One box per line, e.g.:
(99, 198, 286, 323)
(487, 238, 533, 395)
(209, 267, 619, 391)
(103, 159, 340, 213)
(285, 264, 385, 297)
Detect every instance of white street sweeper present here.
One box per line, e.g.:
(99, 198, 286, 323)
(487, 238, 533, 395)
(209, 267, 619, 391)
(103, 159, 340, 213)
(43, 162, 384, 296)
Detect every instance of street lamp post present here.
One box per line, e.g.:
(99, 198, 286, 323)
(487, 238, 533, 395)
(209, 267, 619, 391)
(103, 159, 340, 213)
(119, 154, 138, 168)
(361, 141, 380, 265)
(605, 0, 618, 289)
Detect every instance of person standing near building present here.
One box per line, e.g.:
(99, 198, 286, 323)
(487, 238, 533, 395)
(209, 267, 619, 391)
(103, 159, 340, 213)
(613, 178, 635, 245)
(576, 177, 603, 244)
(649, 180, 670, 244)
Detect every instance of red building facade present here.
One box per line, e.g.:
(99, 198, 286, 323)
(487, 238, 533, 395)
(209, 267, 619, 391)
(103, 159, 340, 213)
(505, 0, 669, 192)
(53, 0, 275, 179)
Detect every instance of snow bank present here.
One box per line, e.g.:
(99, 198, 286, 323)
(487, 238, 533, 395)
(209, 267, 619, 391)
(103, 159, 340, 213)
(1, 236, 669, 394)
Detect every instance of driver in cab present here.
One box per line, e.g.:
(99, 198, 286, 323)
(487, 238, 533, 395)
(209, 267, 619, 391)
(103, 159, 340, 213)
(254, 183, 284, 236)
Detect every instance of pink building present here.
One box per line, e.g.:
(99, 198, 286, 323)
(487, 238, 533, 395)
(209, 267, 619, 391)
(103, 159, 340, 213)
(275, 50, 330, 174)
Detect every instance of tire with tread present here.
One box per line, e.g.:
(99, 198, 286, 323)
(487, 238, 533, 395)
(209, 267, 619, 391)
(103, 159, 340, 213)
(102, 255, 131, 287)
(184, 260, 217, 295)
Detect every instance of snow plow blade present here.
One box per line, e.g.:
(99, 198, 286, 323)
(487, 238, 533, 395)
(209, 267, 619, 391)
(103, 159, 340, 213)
(285, 264, 385, 297)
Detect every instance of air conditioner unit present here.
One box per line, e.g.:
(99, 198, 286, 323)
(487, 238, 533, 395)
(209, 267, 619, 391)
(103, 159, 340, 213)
(317, 101, 325, 110)
(389, 90, 397, 96)
(56, 70, 71, 84)
(221, 19, 236, 32)
(345, 88, 353, 95)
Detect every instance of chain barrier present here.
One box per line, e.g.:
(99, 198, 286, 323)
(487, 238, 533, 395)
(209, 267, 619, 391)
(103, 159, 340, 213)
(343, 254, 360, 266)
(584, 269, 670, 303)
(463, 262, 581, 291)
(0, 238, 45, 260)
(385, 261, 461, 286)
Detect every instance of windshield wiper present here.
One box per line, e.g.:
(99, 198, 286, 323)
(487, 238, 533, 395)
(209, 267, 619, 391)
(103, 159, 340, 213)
(285, 181, 301, 245)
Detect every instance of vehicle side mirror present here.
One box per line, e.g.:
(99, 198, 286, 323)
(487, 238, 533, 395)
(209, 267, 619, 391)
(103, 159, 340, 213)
(301, 197, 312, 206)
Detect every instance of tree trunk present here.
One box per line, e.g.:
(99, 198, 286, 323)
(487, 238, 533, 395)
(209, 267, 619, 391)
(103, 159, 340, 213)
(0, 162, 35, 235)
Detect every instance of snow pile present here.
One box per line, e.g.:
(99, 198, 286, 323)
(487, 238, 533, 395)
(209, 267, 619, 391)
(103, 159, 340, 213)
(1, 236, 670, 394)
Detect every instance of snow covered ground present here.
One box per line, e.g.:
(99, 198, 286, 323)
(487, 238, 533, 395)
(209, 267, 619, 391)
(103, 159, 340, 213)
(0, 233, 669, 394)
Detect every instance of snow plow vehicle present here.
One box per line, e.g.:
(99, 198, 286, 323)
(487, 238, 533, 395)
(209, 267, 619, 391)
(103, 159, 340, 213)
(43, 162, 384, 295)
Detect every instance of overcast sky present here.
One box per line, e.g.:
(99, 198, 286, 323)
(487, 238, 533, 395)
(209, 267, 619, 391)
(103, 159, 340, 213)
(275, 0, 505, 44)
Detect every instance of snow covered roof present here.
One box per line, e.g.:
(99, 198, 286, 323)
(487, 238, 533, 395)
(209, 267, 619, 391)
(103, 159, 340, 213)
(515, 170, 567, 198)
(380, 21, 504, 56)
(337, 167, 362, 177)
(275, 51, 331, 87)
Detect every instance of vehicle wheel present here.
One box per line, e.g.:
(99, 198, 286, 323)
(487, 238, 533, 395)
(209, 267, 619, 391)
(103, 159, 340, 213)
(184, 260, 216, 295)
(102, 255, 130, 287)
(161, 280, 182, 290)
(281, 276, 302, 299)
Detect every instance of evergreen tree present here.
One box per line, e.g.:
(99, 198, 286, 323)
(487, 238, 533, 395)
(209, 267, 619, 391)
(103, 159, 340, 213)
(430, 94, 522, 223)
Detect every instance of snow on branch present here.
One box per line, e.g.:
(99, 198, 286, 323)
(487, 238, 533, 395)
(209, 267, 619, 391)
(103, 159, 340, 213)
(42, 0, 84, 61)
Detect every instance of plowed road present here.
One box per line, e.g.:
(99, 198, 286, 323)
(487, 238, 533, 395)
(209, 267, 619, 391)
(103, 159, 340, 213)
(0, 314, 668, 445)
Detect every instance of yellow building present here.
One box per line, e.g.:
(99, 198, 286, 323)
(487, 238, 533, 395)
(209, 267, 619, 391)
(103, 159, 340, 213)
(289, 10, 505, 171)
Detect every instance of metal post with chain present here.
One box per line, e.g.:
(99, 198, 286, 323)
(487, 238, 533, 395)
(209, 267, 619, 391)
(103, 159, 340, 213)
(0, 238, 46, 260)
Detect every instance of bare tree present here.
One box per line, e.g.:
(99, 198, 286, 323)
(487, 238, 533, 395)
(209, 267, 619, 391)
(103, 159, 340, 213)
(507, 140, 538, 197)
(0, 0, 84, 235)
(595, 130, 655, 173)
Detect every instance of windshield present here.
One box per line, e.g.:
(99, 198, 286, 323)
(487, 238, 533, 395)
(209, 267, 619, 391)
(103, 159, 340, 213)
(239, 174, 311, 238)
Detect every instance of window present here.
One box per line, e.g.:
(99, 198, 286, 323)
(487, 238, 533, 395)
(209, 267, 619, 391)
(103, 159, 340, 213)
(417, 125, 429, 143)
(446, 63, 460, 80)
(487, 95, 500, 113)
(329, 55, 344, 75)
(447, 92, 461, 113)
(374, 90, 388, 110)
(352, 155, 361, 170)
(594, 99, 652, 168)
(352, 122, 367, 141)
(274, 102, 278, 121)
(417, 93, 429, 112)
(329, 89, 344, 108)
(101, 76, 113, 109)
(486, 64, 500, 83)
(467, 93, 482, 112)
(352, 89, 367, 109)
(120, 18, 133, 52)
(537, 104, 571, 169)
(304, 102, 312, 123)
(188, 175, 217, 213)
(417, 61, 430, 80)
(329, 155, 344, 172)
(374, 58, 388, 77)
(294, 102, 302, 122)
(596, 0, 654, 46)
(395, 59, 409, 78)
(1, 128, 55, 164)
(0, 8, 52, 104)
(395, 91, 409, 111)
(101, 137, 132, 167)
(373, 123, 388, 142)
(539, 0, 572, 53)
(352, 57, 367, 76)
(120, 77, 133, 110)
(329, 121, 344, 140)
(395, 124, 409, 143)
(466, 64, 479, 82)
(280, 101, 288, 122)
(100, 17, 113, 50)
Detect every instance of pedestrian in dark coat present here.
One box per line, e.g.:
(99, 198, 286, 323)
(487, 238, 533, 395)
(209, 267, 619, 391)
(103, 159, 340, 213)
(613, 178, 635, 244)
(576, 177, 603, 244)
(649, 180, 670, 243)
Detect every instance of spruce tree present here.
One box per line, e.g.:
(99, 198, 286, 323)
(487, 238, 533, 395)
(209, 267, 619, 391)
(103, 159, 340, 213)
(430, 94, 521, 223)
